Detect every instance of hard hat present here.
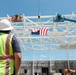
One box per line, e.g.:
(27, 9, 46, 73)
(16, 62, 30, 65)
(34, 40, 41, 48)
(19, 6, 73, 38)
(19, 14, 23, 18)
(0, 19, 13, 31)
(14, 14, 23, 18)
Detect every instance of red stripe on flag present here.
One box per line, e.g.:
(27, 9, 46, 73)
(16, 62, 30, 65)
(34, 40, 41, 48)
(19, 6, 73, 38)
(40, 27, 48, 35)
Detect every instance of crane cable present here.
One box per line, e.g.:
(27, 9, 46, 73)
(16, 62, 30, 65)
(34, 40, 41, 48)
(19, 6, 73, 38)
(38, 0, 40, 19)
(38, 0, 42, 27)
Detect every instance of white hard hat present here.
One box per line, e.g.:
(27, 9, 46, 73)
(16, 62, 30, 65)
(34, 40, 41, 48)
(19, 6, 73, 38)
(0, 19, 13, 31)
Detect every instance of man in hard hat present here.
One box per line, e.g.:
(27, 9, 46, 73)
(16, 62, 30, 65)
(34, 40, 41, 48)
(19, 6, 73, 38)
(7, 14, 23, 22)
(0, 14, 22, 75)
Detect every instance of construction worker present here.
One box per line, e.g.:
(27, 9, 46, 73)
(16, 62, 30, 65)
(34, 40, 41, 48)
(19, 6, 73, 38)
(64, 69, 76, 75)
(7, 14, 23, 22)
(0, 14, 22, 75)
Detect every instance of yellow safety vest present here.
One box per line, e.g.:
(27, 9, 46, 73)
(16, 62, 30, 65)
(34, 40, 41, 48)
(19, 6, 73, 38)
(0, 33, 14, 75)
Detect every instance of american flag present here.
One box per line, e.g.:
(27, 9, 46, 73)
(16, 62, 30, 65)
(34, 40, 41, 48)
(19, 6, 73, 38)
(31, 27, 48, 35)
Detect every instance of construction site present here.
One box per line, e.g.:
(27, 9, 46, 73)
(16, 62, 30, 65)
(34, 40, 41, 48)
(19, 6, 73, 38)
(7, 13, 76, 75)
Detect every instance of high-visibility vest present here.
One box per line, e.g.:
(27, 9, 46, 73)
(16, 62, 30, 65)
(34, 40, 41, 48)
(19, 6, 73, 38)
(0, 33, 14, 75)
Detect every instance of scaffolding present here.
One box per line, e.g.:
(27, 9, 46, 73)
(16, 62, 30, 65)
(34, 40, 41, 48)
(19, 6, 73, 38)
(10, 13, 76, 51)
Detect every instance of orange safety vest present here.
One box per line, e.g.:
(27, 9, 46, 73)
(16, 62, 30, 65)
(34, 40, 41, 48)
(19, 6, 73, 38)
(0, 33, 14, 75)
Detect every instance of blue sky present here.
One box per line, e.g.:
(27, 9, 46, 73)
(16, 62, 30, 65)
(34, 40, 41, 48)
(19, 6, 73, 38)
(22, 50, 76, 61)
(0, 0, 76, 61)
(0, 0, 76, 16)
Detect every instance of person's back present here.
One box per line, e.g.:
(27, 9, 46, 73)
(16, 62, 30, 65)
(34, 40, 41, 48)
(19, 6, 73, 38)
(0, 32, 15, 75)
(0, 14, 22, 75)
